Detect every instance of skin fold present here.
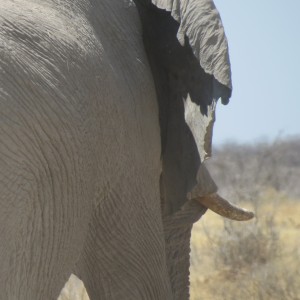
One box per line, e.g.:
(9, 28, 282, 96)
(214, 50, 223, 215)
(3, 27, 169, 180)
(0, 0, 243, 299)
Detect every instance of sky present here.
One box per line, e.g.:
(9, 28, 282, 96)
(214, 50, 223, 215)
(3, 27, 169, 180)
(212, 0, 300, 145)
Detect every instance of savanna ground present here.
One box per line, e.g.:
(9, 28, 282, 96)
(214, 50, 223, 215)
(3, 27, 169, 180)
(190, 193, 300, 300)
(190, 137, 300, 300)
(59, 137, 300, 300)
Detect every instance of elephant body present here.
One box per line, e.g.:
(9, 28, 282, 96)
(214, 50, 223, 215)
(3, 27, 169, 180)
(0, 0, 231, 299)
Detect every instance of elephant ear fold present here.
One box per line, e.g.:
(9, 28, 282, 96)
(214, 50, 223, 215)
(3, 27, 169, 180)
(151, 0, 232, 160)
(152, 0, 232, 94)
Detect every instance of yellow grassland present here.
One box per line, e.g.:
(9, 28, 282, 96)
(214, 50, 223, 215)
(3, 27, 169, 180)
(190, 191, 300, 300)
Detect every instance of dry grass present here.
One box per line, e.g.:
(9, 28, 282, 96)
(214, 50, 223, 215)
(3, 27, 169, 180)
(190, 191, 300, 300)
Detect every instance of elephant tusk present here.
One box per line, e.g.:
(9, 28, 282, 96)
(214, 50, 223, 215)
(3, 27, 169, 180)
(195, 193, 254, 221)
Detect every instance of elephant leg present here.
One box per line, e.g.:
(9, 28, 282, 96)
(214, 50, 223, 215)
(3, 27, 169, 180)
(0, 23, 97, 300)
(74, 177, 173, 300)
(0, 116, 95, 299)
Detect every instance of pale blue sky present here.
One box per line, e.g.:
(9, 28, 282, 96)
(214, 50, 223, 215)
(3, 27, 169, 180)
(212, 0, 300, 144)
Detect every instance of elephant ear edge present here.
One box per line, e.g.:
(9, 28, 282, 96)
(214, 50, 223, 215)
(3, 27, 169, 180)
(152, 0, 232, 95)
(151, 0, 232, 161)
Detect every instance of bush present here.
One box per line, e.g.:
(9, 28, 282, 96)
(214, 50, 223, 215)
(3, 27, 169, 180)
(190, 138, 300, 300)
(214, 215, 280, 270)
(190, 198, 300, 300)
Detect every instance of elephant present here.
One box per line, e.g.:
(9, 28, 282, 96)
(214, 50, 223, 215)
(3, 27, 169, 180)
(0, 0, 253, 299)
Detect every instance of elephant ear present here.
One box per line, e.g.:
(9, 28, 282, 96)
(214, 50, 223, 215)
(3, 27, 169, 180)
(152, 0, 232, 88)
(136, 0, 231, 214)
(151, 0, 232, 161)
(152, 0, 232, 91)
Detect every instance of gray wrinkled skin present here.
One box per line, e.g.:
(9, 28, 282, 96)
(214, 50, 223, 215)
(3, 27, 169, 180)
(0, 0, 231, 299)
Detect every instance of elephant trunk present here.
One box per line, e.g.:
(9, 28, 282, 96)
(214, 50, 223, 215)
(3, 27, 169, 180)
(195, 193, 254, 221)
(163, 200, 207, 300)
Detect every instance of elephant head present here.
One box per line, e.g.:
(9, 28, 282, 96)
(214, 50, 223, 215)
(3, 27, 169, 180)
(0, 0, 253, 299)
(133, 1, 253, 298)
(135, 0, 253, 217)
